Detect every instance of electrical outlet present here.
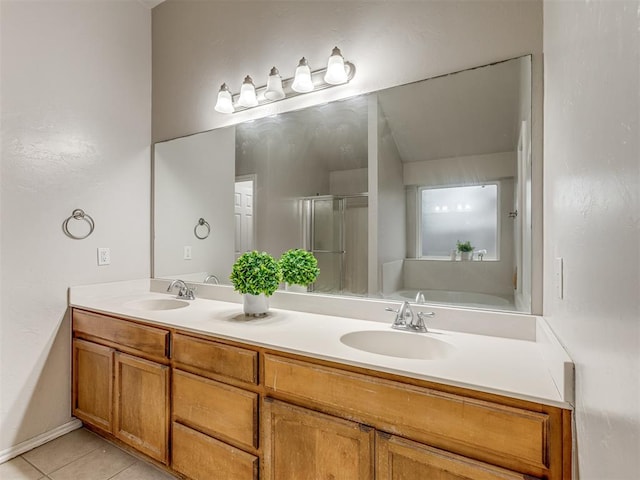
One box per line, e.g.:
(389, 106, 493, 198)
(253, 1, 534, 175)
(184, 246, 192, 260)
(98, 247, 111, 266)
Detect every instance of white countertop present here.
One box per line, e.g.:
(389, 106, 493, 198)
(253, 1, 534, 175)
(69, 280, 573, 409)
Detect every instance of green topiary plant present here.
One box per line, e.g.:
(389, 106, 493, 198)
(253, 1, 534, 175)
(230, 251, 282, 296)
(279, 249, 320, 286)
(456, 240, 474, 253)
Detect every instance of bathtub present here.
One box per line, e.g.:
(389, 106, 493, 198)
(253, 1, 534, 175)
(388, 289, 515, 310)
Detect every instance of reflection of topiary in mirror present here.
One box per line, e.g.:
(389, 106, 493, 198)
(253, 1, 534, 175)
(456, 240, 474, 252)
(230, 251, 282, 296)
(279, 249, 320, 286)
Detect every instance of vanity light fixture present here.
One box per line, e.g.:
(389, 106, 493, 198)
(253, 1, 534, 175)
(324, 47, 348, 84)
(214, 83, 234, 113)
(264, 67, 285, 100)
(291, 57, 314, 93)
(237, 75, 259, 108)
(215, 47, 356, 114)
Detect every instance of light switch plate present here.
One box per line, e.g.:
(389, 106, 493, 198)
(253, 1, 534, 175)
(98, 247, 111, 266)
(555, 257, 563, 299)
(184, 246, 192, 260)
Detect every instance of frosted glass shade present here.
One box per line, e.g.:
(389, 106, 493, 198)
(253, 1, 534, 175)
(214, 83, 234, 114)
(238, 75, 258, 107)
(324, 47, 348, 84)
(264, 67, 285, 101)
(291, 57, 314, 93)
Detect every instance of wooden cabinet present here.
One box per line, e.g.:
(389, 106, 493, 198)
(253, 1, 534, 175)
(262, 399, 375, 480)
(376, 432, 536, 480)
(114, 352, 169, 464)
(72, 307, 571, 480)
(72, 339, 113, 432)
(72, 309, 171, 465)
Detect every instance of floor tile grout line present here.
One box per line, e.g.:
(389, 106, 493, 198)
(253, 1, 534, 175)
(42, 443, 108, 477)
(20, 454, 52, 477)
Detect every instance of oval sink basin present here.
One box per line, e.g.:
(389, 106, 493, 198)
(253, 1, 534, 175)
(340, 330, 454, 360)
(125, 298, 190, 311)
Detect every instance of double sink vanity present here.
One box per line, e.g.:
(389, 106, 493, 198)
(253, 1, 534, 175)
(69, 279, 573, 480)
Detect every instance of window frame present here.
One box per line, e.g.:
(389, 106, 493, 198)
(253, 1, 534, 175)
(416, 182, 502, 261)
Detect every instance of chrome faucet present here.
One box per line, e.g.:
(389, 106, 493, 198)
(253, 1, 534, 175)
(203, 274, 220, 285)
(415, 291, 426, 304)
(166, 279, 196, 300)
(385, 301, 434, 333)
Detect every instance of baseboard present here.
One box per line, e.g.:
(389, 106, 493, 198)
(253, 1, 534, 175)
(0, 418, 82, 464)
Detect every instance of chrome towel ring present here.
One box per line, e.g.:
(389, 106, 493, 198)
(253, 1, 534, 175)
(194, 218, 210, 240)
(63, 209, 95, 240)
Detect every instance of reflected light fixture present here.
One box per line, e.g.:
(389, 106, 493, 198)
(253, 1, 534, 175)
(264, 67, 285, 100)
(324, 46, 348, 84)
(215, 47, 355, 114)
(238, 75, 259, 107)
(214, 83, 234, 113)
(291, 57, 314, 93)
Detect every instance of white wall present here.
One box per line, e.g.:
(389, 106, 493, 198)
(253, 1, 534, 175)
(0, 1, 151, 453)
(154, 127, 236, 281)
(543, 1, 640, 478)
(376, 102, 405, 295)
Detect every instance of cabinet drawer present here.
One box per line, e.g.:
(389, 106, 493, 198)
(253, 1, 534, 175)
(173, 370, 258, 449)
(172, 422, 258, 480)
(377, 432, 539, 480)
(172, 333, 258, 385)
(264, 354, 549, 474)
(73, 309, 169, 361)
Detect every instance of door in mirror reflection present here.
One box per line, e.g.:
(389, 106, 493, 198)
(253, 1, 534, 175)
(234, 176, 255, 258)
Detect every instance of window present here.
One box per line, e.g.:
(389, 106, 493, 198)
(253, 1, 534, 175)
(419, 184, 499, 259)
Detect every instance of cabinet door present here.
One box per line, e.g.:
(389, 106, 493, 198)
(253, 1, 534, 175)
(376, 432, 538, 480)
(262, 399, 374, 480)
(114, 352, 169, 464)
(72, 339, 114, 432)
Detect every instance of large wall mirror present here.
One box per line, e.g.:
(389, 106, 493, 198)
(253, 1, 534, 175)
(154, 55, 533, 313)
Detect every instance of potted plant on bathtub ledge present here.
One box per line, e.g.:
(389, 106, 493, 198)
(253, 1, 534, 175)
(279, 249, 320, 292)
(230, 251, 282, 317)
(456, 240, 475, 261)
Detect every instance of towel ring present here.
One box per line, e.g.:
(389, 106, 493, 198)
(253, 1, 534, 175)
(194, 218, 210, 240)
(63, 209, 95, 240)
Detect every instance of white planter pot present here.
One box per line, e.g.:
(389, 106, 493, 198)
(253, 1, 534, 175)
(243, 293, 269, 317)
(285, 283, 308, 293)
(460, 251, 473, 261)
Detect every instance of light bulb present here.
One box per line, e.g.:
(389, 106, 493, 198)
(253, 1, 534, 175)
(238, 75, 258, 108)
(264, 67, 285, 101)
(214, 83, 234, 114)
(291, 57, 314, 93)
(324, 46, 348, 84)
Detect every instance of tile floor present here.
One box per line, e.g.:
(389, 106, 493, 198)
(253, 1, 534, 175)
(0, 428, 178, 480)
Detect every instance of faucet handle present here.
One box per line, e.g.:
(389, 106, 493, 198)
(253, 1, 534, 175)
(410, 310, 434, 333)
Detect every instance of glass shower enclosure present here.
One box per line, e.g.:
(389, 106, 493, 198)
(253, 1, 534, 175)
(301, 194, 368, 296)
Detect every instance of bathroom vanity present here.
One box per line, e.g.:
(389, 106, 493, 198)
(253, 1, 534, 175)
(69, 281, 572, 480)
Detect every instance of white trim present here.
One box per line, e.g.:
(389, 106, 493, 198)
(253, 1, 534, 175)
(0, 419, 82, 464)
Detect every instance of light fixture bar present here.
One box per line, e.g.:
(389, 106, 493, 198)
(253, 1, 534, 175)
(230, 61, 355, 113)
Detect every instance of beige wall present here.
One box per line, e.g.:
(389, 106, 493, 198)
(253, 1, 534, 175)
(0, 1, 152, 453)
(152, 0, 543, 142)
(543, 1, 640, 478)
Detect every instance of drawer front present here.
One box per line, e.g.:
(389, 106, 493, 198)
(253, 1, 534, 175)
(172, 333, 258, 385)
(173, 369, 258, 449)
(73, 309, 169, 360)
(264, 354, 549, 473)
(172, 422, 258, 480)
(377, 432, 539, 480)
